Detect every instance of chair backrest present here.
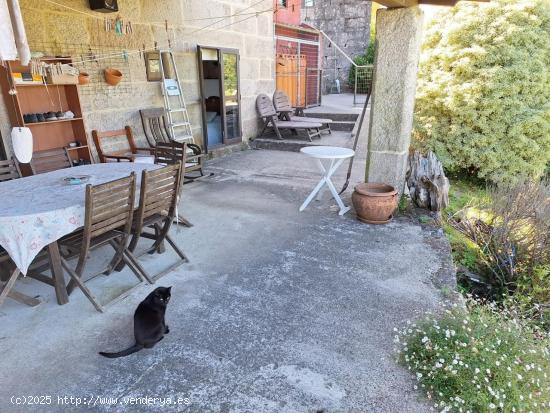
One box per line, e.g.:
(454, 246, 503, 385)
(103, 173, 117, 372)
(0, 158, 21, 181)
(256, 94, 277, 118)
(77, 173, 136, 271)
(135, 163, 181, 233)
(154, 141, 187, 166)
(92, 126, 136, 163)
(273, 90, 293, 113)
(30, 148, 72, 174)
(139, 108, 171, 147)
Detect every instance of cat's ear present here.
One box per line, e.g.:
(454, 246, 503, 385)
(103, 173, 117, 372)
(167, 286, 172, 292)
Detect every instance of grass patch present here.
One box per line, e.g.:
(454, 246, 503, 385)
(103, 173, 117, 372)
(443, 176, 490, 274)
(395, 300, 550, 412)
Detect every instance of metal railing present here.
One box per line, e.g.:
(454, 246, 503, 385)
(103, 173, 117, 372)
(316, 29, 373, 106)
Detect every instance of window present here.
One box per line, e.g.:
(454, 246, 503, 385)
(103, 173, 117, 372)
(303, 0, 314, 6)
(278, 0, 287, 7)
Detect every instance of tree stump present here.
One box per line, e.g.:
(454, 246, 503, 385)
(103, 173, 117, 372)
(406, 151, 450, 212)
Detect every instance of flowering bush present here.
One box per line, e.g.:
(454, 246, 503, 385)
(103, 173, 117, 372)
(395, 301, 550, 412)
(413, 0, 550, 183)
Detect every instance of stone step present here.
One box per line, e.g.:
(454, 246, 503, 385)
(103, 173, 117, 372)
(330, 121, 356, 132)
(303, 112, 359, 122)
(251, 130, 353, 153)
(250, 137, 320, 152)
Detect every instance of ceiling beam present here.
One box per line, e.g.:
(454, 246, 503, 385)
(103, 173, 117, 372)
(374, 0, 489, 8)
(374, 0, 418, 7)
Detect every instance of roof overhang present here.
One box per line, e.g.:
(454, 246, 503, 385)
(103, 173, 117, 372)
(373, 0, 489, 8)
(274, 22, 320, 35)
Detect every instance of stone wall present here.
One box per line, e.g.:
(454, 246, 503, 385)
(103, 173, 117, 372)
(302, 0, 371, 93)
(0, 0, 275, 160)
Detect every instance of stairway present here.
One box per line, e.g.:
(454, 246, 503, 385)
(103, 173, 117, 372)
(251, 111, 360, 152)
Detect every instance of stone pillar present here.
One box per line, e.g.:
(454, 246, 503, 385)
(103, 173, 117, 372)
(365, 6, 423, 193)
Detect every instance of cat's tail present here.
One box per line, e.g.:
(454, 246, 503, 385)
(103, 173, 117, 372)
(99, 344, 143, 358)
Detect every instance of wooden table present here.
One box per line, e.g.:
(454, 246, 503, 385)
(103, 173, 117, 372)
(0, 163, 156, 307)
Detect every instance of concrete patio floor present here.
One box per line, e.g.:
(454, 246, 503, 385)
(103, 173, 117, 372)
(0, 139, 455, 412)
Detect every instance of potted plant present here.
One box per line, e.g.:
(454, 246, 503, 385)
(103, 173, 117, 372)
(352, 183, 398, 224)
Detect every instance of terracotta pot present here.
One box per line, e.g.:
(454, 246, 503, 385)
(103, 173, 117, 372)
(352, 183, 398, 224)
(104, 68, 122, 86)
(78, 72, 90, 85)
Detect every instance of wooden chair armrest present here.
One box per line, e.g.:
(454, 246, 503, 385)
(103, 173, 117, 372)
(186, 143, 203, 155)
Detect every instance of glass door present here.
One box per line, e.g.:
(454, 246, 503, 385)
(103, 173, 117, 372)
(220, 51, 241, 143)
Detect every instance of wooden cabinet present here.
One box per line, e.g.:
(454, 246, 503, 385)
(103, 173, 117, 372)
(0, 58, 92, 175)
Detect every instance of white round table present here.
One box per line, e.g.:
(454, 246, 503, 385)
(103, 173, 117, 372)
(299, 146, 355, 215)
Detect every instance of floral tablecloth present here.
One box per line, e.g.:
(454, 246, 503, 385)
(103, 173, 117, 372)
(0, 163, 157, 275)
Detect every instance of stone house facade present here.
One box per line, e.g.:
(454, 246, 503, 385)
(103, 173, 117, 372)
(302, 0, 371, 92)
(0, 0, 275, 160)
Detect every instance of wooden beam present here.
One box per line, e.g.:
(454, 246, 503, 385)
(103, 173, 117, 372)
(375, 0, 489, 7)
(374, 0, 418, 7)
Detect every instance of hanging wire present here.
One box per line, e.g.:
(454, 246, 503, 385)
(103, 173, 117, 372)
(34, 0, 272, 66)
(41, 0, 269, 28)
(187, 0, 269, 35)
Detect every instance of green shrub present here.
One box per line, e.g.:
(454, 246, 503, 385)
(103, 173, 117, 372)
(448, 180, 549, 294)
(395, 301, 550, 412)
(413, 0, 550, 184)
(515, 265, 550, 329)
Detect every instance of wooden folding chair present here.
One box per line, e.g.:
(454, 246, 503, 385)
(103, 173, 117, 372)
(114, 163, 188, 281)
(154, 141, 193, 227)
(256, 94, 322, 142)
(58, 173, 152, 312)
(92, 126, 155, 163)
(273, 90, 333, 135)
(30, 148, 72, 174)
(0, 158, 22, 181)
(0, 249, 41, 307)
(140, 108, 207, 180)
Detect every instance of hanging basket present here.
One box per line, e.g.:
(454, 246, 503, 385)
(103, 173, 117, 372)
(78, 72, 90, 85)
(104, 68, 123, 86)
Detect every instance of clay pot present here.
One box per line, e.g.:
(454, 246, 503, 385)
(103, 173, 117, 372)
(78, 72, 90, 85)
(352, 183, 398, 224)
(104, 68, 122, 86)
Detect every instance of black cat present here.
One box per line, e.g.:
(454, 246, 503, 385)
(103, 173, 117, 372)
(99, 287, 172, 358)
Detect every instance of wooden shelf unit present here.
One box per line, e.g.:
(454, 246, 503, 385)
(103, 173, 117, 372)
(0, 58, 92, 175)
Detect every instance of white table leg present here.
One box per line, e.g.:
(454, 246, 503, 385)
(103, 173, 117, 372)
(315, 159, 328, 201)
(300, 174, 328, 211)
(300, 158, 349, 215)
(326, 175, 350, 215)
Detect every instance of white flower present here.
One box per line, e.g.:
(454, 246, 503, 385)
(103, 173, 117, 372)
(489, 403, 496, 409)
(422, 336, 429, 343)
